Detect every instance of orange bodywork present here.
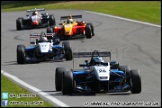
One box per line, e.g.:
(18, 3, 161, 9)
(53, 21, 86, 37)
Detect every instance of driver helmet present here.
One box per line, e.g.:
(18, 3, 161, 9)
(68, 15, 72, 19)
(39, 37, 48, 42)
(53, 38, 60, 45)
(45, 12, 48, 16)
(90, 56, 104, 65)
(93, 56, 104, 63)
(81, 20, 85, 24)
(67, 19, 73, 24)
(33, 11, 38, 15)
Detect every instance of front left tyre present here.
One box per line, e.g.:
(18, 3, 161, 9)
(130, 69, 141, 93)
(87, 23, 95, 36)
(85, 24, 92, 39)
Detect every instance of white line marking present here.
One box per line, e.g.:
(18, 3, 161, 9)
(85, 11, 161, 28)
(1, 70, 69, 107)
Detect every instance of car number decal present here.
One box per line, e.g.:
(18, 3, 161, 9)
(99, 69, 106, 72)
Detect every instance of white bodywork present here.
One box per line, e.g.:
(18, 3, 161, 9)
(38, 42, 52, 53)
(31, 15, 38, 22)
(92, 62, 110, 81)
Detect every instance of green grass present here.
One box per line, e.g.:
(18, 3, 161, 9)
(1, 1, 161, 25)
(1, 75, 54, 107)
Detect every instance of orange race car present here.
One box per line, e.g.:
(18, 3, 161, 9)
(46, 15, 94, 40)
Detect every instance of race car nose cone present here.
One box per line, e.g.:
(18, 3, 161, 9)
(32, 21, 38, 25)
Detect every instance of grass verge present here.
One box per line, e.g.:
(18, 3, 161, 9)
(1, 1, 161, 25)
(1, 75, 54, 107)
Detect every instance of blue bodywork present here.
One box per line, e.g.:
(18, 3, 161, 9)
(52, 45, 63, 49)
(25, 44, 63, 62)
(73, 69, 125, 84)
(71, 62, 130, 93)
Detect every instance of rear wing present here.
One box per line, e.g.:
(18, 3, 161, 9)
(26, 8, 45, 12)
(60, 15, 82, 20)
(73, 51, 111, 58)
(72, 51, 111, 69)
(29, 33, 54, 38)
(29, 33, 54, 44)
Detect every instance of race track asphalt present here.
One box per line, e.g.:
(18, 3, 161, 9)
(1, 10, 161, 107)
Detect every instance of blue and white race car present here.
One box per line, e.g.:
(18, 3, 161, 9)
(16, 32, 72, 64)
(55, 50, 141, 95)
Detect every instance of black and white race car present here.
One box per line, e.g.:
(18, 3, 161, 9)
(55, 50, 141, 95)
(16, 8, 55, 30)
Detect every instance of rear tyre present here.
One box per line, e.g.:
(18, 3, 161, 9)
(40, 31, 46, 37)
(62, 71, 73, 95)
(118, 65, 130, 82)
(85, 24, 92, 39)
(62, 41, 72, 60)
(130, 69, 141, 93)
(17, 44, 26, 64)
(16, 18, 23, 30)
(47, 27, 54, 33)
(49, 15, 56, 26)
(55, 67, 66, 91)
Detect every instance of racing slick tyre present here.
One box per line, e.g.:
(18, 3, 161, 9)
(16, 18, 23, 30)
(118, 66, 131, 82)
(46, 27, 54, 33)
(85, 24, 92, 39)
(40, 31, 46, 37)
(62, 41, 72, 60)
(17, 44, 26, 64)
(49, 15, 56, 26)
(62, 71, 73, 95)
(130, 69, 141, 94)
(87, 23, 95, 36)
(36, 39, 39, 44)
(55, 67, 66, 91)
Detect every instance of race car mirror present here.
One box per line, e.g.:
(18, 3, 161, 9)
(102, 62, 108, 66)
(85, 60, 88, 62)
(30, 42, 35, 44)
(79, 64, 86, 67)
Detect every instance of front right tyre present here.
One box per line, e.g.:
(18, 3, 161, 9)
(62, 41, 72, 60)
(16, 18, 23, 30)
(55, 67, 66, 91)
(17, 44, 26, 64)
(62, 71, 73, 95)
